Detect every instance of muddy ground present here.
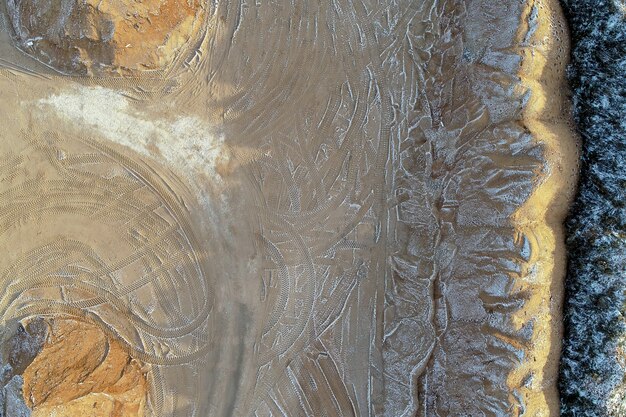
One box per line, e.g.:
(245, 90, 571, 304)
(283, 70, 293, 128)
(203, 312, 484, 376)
(0, 0, 577, 416)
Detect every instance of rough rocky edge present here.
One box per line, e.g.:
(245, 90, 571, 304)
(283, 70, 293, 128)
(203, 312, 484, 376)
(6, 0, 204, 75)
(1, 318, 147, 417)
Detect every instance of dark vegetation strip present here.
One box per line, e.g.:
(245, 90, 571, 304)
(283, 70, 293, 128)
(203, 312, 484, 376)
(559, 1, 626, 415)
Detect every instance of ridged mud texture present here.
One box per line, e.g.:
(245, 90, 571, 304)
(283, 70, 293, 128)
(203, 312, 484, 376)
(403, 0, 577, 414)
(6, 0, 205, 75)
(559, 1, 626, 416)
(0, 1, 576, 416)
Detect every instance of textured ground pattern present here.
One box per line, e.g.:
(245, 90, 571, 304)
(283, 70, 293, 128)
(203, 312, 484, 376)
(559, 1, 626, 416)
(0, 1, 575, 416)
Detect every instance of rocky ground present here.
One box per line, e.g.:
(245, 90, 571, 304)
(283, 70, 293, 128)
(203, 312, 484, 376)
(6, 0, 204, 75)
(1, 318, 147, 417)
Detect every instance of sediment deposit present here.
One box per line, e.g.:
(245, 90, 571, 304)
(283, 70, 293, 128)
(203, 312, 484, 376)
(0, 0, 577, 416)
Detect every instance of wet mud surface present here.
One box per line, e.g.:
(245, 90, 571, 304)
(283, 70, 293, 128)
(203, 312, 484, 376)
(0, 0, 577, 416)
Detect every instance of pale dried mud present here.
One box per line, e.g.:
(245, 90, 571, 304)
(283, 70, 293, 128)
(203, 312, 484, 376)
(0, 0, 577, 416)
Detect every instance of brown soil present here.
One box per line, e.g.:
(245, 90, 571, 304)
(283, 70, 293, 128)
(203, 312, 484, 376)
(6, 0, 203, 75)
(23, 318, 147, 417)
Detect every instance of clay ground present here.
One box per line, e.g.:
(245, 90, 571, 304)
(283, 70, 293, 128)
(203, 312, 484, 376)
(0, 0, 577, 416)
